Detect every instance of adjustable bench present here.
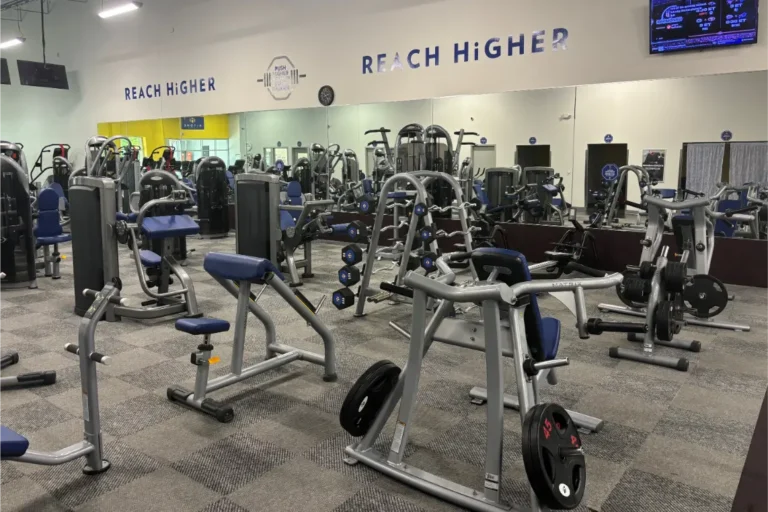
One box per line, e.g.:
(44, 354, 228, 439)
(34, 188, 71, 279)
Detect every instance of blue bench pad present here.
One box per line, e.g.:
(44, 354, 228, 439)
(139, 250, 162, 267)
(116, 212, 139, 223)
(141, 215, 199, 239)
(1, 426, 29, 458)
(541, 317, 561, 360)
(175, 317, 230, 335)
(204, 252, 284, 283)
(36, 234, 72, 246)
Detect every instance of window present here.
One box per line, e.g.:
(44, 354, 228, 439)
(167, 138, 230, 166)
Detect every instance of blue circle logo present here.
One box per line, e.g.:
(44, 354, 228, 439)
(604, 134, 614, 144)
(601, 164, 619, 181)
(480, 137, 488, 145)
(721, 130, 733, 141)
(275, 159, 284, 172)
(529, 137, 537, 145)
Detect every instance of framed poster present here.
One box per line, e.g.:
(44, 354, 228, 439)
(642, 149, 666, 181)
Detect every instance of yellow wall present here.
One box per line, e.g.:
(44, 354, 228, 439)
(97, 114, 229, 153)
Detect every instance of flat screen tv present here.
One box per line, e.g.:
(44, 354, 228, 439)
(1, 59, 10, 85)
(650, 0, 759, 54)
(17, 60, 69, 89)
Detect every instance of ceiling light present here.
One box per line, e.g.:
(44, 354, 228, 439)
(98, 2, 142, 19)
(0, 38, 25, 50)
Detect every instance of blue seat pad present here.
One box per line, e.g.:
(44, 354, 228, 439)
(139, 250, 162, 267)
(141, 215, 199, 239)
(0, 426, 29, 458)
(204, 252, 284, 283)
(540, 317, 561, 360)
(36, 234, 72, 246)
(175, 317, 230, 335)
(280, 210, 296, 231)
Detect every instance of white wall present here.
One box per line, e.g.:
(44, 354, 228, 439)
(572, 71, 768, 207)
(242, 108, 328, 164)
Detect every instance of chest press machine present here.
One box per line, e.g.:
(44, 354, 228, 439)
(70, 136, 201, 320)
(341, 248, 623, 512)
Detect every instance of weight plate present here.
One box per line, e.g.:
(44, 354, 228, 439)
(683, 274, 729, 319)
(522, 403, 586, 510)
(638, 261, 655, 279)
(663, 262, 687, 294)
(655, 300, 674, 342)
(616, 270, 650, 308)
(339, 360, 401, 437)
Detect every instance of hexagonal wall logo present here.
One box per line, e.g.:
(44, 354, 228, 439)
(258, 56, 307, 101)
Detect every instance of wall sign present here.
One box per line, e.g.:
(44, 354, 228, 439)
(721, 130, 733, 141)
(124, 77, 216, 101)
(601, 163, 619, 181)
(362, 28, 569, 74)
(529, 137, 537, 145)
(642, 149, 666, 181)
(480, 137, 488, 145)
(181, 117, 205, 130)
(604, 134, 613, 143)
(257, 56, 306, 101)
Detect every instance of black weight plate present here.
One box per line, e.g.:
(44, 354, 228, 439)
(522, 403, 586, 510)
(655, 300, 674, 342)
(639, 261, 655, 279)
(340, 360, 401, 437)
(663, 262, 687, 294)
(617, 272, 650, 308)
(683, 274, 729, 319)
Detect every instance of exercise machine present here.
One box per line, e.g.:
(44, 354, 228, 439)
(70, 136, 201, 320)
(234, 173, 335, 286)
(598, 193, 751, 333)
(341, 249, 623, 511)
(1, 153, 37, 289)
(0, 280, 120, 474)
(167, 252, 337, 422)
(195, 156, 230, 237)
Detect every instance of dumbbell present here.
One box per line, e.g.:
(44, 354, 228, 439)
(338, 266, 361, 286)
(419, 225, 436, 244)
(421, 251, 439, 273)
(332, 288, 355, 310)
(342, 244, 365, 266)
(413, 202, 428, 217)
(347, 221, 369, 243)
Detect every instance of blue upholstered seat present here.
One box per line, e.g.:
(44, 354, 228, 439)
(175, 317, 231, 335)
(0, 426, 29, 458)
(35, 189, 71, 246)
(141, 215, 199, 239)
(203, 252, 284, 283)
(139, 250, 162, 267)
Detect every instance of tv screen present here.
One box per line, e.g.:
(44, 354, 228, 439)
(1, 59, 10, 85)
(650, 0, 759, 54)
(17, 60, 69, 89)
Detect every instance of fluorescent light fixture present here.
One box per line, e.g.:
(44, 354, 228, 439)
(98, 1, 142, 19)
(0, 38, 25, 50)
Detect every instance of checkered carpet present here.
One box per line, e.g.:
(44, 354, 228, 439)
(1, 236, 766, 512)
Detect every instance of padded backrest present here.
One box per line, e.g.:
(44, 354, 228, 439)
(286, 181, 303, 205)
(655, 188, 677, 199)
(225, 170, 235, 190)
(35, 189, 62, 237)
(279, 209, 296, 231)
(473, 180, 490, 206)
(671, 214, 694, 253)
(363, 179, 373, 194)
(715, 199, 742, 237)
(470, 247, 547, 362)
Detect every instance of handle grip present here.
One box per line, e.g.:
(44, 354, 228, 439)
(725, 205, 759, 217)
(64, 344, 111, 365)
(564, 262, 607, 278)
(587, 319, 647, 335)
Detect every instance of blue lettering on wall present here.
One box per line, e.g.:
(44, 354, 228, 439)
(362, 28, 569, 75)
(124, 77, 217, 100)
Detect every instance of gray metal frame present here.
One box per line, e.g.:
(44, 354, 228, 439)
(598, 193, 750, 333)
(345, 260, 622, 511)
(168, 270, 337, 417)
(355, 171, 477, 317)
(4, 283, 120, 473)
(603, 165, 652, 228)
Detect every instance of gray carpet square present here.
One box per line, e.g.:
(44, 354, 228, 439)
(303, 432, 382, 484)
(601, 469, 734, 512)
(101, 393, 187, 437)
(580, 422, 650, 464)
(198, 498, 251, 512)
(2, 399, 75, 434)
(172, 432, 293, 494)
(653, 407, 755, 457)
(333, 486, 428, 512)
(29, 441, 162, 509)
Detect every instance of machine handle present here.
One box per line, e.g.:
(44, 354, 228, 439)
(64, 344, 112, 365)
(564, 262, 607, 278)
(364, 128, 391, 134)
(725, 205, 760, 217)
(82, 289, 124, 305)
(586, 318, 647, 335)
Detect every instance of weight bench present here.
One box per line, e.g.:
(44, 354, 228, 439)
(167, 252, 338, 422)
(34, 188, 71, 279)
